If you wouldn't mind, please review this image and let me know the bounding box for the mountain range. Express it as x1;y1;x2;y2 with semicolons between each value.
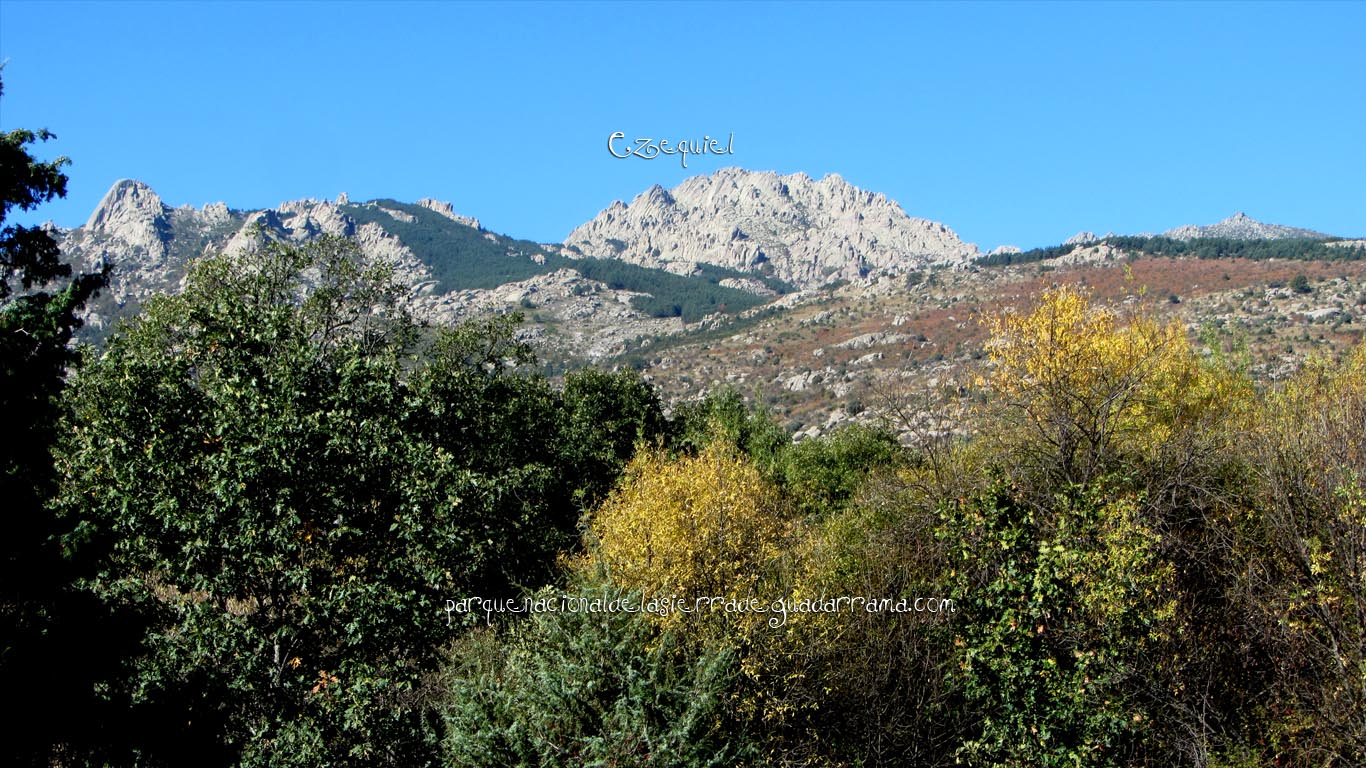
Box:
54;167;1347;345
54;169;994;349
47;168;1363;438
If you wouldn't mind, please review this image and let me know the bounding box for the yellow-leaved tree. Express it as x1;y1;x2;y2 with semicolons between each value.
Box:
582;441;791;635
983;284;1240;493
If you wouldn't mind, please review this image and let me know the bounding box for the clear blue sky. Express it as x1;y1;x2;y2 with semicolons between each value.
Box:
2;0;1362;250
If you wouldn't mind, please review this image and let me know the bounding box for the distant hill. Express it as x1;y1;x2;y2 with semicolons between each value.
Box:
977;213;1357;268
53;175;1364;403
1164;211;1335;241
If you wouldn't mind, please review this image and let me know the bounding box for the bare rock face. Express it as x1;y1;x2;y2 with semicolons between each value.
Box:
717;277;778;297
65;180;191;331
276;199;356;240
83;179;172;261
420;268;683;359
564;168;979;288
1164;212;1332;241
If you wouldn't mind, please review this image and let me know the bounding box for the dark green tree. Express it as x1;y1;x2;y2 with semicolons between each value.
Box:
561;367;670;509
53;237;582;765
0;71;118;765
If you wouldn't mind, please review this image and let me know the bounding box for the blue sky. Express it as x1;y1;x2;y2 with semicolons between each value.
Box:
2;0;1362;250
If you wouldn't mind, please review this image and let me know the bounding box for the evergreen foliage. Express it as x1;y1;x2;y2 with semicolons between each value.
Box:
975;234;1366;267
49;238;657;765
443;583;749;768
0;71;121;766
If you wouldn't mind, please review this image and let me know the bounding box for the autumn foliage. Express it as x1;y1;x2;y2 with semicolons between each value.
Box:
583;442;791;633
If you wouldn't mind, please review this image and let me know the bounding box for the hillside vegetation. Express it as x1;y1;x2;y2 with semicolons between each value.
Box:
977;234;1366;267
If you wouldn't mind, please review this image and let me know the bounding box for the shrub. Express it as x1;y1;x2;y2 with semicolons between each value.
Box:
582;443;791;638
670;388;789;475
941;484;1177;767
982;284;1233;496
779;424;901;518
1234;347;1366;764
443;583;750;768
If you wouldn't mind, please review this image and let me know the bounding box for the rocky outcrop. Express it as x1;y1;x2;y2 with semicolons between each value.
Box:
416;198;481;230
421;268;683;359
83;179;172;261
1164;212;1332;241
564;168;980;288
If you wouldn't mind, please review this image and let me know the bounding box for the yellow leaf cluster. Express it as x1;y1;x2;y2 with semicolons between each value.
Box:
987;285;1184;414
983;284;1238;480
583;442;789;631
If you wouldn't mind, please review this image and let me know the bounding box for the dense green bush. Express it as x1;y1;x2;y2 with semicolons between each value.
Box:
444;582;751;768
561;367;671;509
670;387;789;475
779;424;900;518
940;484;1174;767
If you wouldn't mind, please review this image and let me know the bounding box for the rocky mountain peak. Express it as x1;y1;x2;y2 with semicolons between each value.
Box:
85;179;168;234
638;184;675;208
565;168;979;288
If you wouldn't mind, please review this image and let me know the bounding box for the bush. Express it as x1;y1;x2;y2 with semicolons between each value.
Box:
941;484;1176;767
982;284;1231;495
561;367;670;510
1233;348;1366;764
779;424;901;518
582;443;791;639
670;388;789;475
443;583;751;768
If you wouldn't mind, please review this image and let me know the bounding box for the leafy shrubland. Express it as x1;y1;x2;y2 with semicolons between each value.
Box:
12;227;1366;768
5;78;1365;766
441;285;1366;768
